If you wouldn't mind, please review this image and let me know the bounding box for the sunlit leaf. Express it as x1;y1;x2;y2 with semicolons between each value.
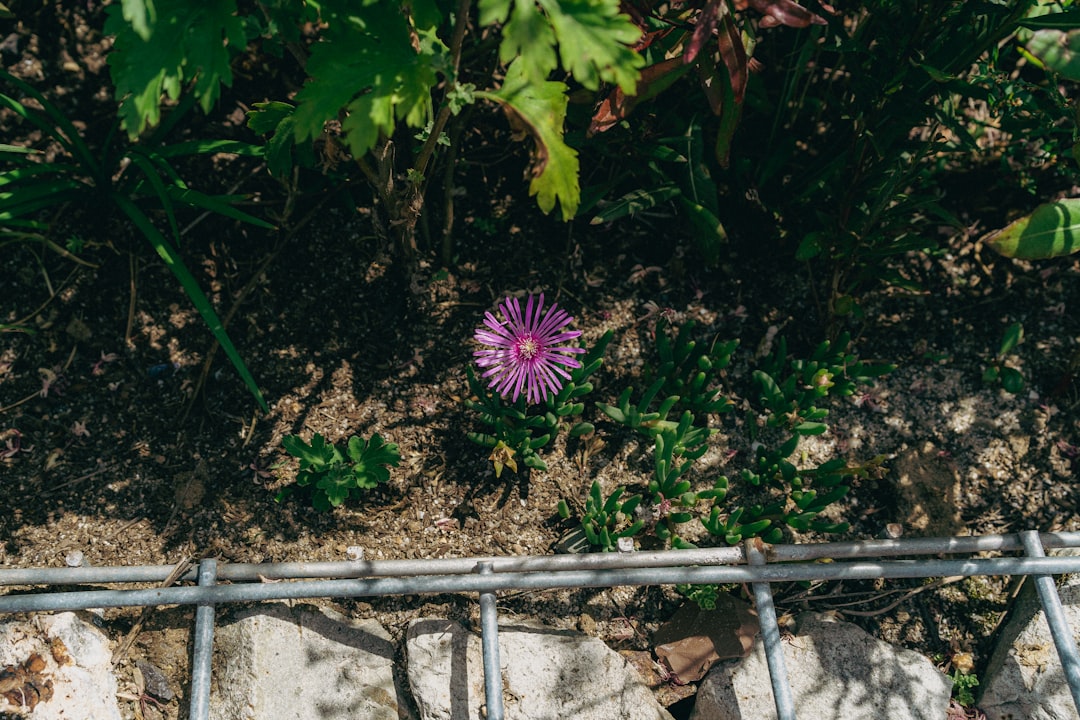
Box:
291;5;447;157
983;199;1080;259
1025;28;1080;81
479;59;579;219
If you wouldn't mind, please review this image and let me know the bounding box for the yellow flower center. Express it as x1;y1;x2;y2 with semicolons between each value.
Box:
518;336;539;359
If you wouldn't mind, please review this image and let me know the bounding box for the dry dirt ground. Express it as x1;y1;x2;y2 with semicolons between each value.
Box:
5;7;1080;720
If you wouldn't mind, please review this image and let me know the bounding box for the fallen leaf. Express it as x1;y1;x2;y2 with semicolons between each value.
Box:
653;595;759;682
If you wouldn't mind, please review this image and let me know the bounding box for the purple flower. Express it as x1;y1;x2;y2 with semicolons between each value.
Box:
474;293;586;404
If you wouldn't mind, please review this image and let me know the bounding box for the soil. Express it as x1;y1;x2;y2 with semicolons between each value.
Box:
4;5;1080;720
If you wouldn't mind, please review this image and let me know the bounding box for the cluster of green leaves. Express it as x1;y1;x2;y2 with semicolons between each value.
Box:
560;480;644;553
0;69;273;410
278;432;401;512
951;667;980;707
464;330;613;473
754;332;894;434
587;121;731;265
565;321;890;566
105;0;245;137
749;0;1051;310
106;0;645;232
598;319;735;435
982;321;1026;394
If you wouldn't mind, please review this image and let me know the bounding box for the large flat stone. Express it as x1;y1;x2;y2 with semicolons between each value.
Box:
0;611;120;720
691;612;952;720
210;602;408;720
406;617;673;720
980;573;1080;720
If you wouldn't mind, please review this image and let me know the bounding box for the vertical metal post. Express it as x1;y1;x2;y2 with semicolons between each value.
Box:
746;539;798;720
477;561;505;720
189;558;218;720
1019;531;1080;716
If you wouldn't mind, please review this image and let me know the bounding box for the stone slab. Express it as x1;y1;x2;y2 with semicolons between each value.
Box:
0;611;121;720
981;572;1080;720
406;617;673;720
691;612;952;720
210;602;408;720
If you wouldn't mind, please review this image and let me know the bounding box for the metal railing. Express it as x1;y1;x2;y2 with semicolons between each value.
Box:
3;530;1080;720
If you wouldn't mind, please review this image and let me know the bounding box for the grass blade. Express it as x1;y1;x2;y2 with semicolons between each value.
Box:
165;186;276;229
111;191;269;412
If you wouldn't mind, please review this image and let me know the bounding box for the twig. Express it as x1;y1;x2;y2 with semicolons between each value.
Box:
125;253;138;348
181;190;338;422
111;556;193;666
828;576;963;617
414;0;472;181
42;462;116;496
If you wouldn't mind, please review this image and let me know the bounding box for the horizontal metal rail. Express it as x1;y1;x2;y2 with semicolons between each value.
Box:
6;531;1078;587
2;556;1080;613
3;531;1080;720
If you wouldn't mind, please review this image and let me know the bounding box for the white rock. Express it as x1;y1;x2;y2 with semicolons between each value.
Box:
691;612;952;720
406;617;673;720
210;602;406;720
981;574;1080;720
0;611;121;720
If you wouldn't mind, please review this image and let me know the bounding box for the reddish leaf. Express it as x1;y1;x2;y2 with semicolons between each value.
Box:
588;57;688;135
741;0;827;28
718;12;748;104
685;0;724;65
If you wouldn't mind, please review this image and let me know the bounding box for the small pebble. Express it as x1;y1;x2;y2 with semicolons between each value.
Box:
136;660;174;702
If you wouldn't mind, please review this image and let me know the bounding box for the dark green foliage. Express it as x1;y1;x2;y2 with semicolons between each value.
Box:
580;481;644;552
0;69;273;411
465;330;613;473
279;432;401;512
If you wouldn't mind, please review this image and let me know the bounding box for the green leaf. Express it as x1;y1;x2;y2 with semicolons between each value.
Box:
291;5;447;158
540;0;643;93
111;192;268;411
1025;29;1080;81
999;322;1024;356
164;186;276;229
1019;10;1080;31
1000;367;1025;394
105;0;246;136
984;199;1080;259
283;433;334;469
483;0;557;85
678;197;726;265
479;58;580;219
796;232;825;261
590;184;680;225
316;467;353;507
120;0;156;41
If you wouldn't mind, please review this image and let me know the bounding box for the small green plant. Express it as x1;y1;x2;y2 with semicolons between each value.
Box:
573;321;891;572
466;329;612;474
951;665;980;707
754;332;893;433
982;322;1025;394
564;481;643;553
598;318;735;436
674;583;721;611
278;432;401;512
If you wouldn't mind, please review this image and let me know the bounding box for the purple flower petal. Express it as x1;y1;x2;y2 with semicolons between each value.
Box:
472;292;585;404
